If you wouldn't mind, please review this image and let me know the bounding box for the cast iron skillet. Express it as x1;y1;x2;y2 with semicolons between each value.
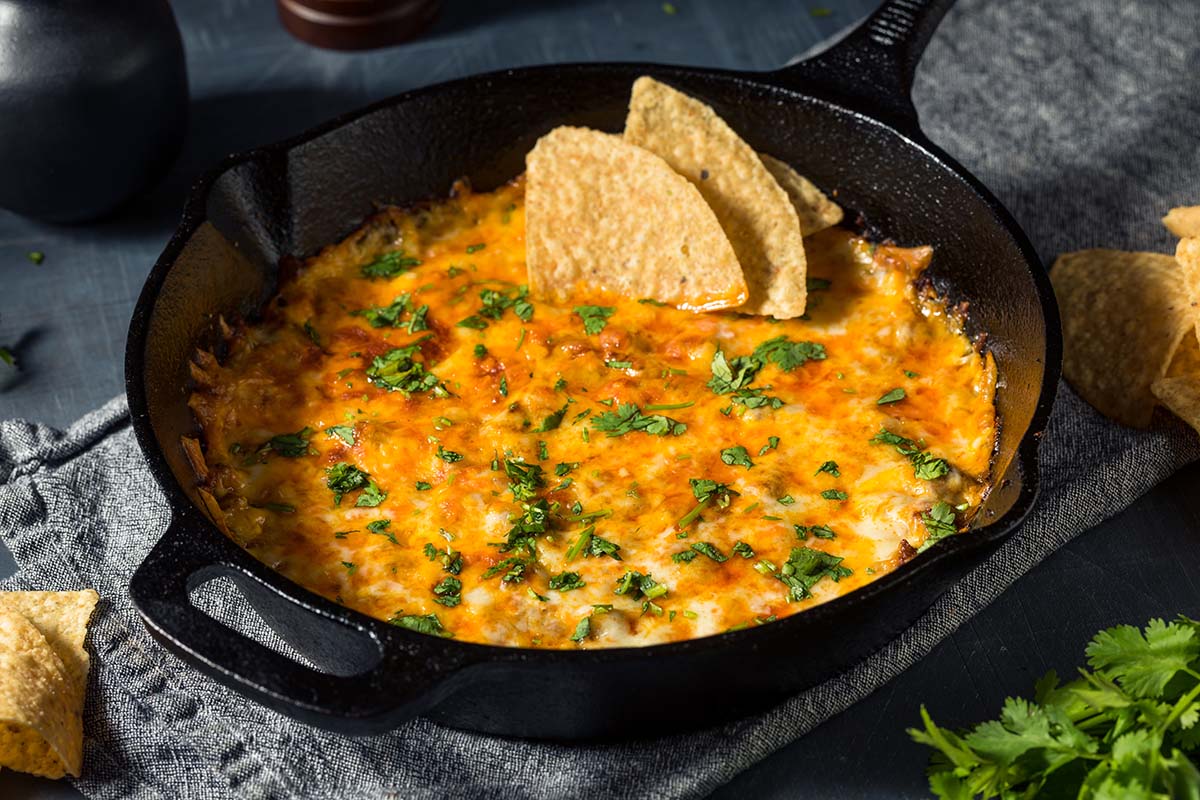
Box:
125;0;1061;739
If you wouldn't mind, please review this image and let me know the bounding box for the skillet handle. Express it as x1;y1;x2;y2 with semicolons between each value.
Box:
766;0;957;129
129;510;460;733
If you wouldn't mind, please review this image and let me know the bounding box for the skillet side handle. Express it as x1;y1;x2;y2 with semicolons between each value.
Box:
129;510;453;734
766;0;957;130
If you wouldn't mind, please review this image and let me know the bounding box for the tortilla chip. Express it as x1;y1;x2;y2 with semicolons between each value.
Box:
1152;376;1200;434
624;76;808;318
0;609;82;778
1166;328;1200;378
1052;249;1190;427
760;154;843;237
1177;237;1200;325
1164;206;1200;238
525;126;747;311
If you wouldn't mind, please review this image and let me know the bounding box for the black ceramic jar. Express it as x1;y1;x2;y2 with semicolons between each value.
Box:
0;0;189;222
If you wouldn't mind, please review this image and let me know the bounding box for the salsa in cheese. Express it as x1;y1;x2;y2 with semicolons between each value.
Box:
187;179;997;649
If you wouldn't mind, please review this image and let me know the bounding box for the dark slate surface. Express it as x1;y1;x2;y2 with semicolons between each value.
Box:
2;1;1199;798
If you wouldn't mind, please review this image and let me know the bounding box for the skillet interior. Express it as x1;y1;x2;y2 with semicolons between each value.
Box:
127;63;1058;737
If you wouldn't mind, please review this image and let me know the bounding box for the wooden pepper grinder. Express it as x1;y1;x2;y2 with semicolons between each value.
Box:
277;0;442;51
0;0;188;223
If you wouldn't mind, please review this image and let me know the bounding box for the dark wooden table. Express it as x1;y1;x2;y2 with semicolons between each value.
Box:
3;1;1198;797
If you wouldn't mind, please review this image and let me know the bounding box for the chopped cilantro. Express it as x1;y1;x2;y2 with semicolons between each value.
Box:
821;489;848;501
574;305;615;335
258;427;312;458
778;495;795;505
436;445;463;463
356;481;387;508
457;315;489;330
536;404;569;432
751;336;827;372
499;375;508;397
503;459;545;501
432;576;462;607
877;387;906;405
554;461;579;477
672;550;698;564
678;478;739;528
870;427;951;480
324;462;384;506
366;343;448;397
483;557;531;583
614;570;668;600
637;298;669;306
423;542;462;574
593;403;686;437
549;571;586;591
570;615;591;643
341;561;357;573
815;460;840;477
389;612;451;637
759;436;781;456
325;425;355;446
415;480;432;491
361;251;421;278
365;519;397;544
732;541;754;559
466;243;486;253
473;344;488;358
690;542;727;563
776;546;852;601
605;360;633;369
920;501;957;550
904;369;919;378
720;446;754;469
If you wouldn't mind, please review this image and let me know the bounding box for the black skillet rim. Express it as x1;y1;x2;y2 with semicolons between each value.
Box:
124;59;1063;667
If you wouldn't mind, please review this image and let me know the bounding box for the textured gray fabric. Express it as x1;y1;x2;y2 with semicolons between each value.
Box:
1;0;1199;797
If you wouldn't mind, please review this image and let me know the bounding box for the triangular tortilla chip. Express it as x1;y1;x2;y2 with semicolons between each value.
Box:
624;77;808;318
1052;249;1190;427
1164;206;1200;238
525;126;747;311
1152;375;1200;434
0;609;82;778
760;154;843;237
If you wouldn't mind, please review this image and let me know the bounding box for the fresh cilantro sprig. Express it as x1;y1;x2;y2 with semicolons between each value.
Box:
911;616;1200;799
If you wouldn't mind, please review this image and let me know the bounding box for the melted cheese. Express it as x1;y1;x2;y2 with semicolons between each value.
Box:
188;179;997;649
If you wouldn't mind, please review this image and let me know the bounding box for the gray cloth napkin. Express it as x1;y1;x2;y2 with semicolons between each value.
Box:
2;0;1199;797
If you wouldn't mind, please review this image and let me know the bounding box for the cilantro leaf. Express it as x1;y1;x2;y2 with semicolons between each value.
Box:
389;612;451;637
574;305;615;335
878;387;907;404
325;462;378;505
751;336;827;372
258;427;312;458
815;460;840;477
432;576;462;607
592;403;687;437
776;546;851;602
366;343;449;397
325;425;355;446
1086;619;1200;698
549;571;586;591
720;446;754;469
361;251;421;278
690;542;727;563
920;501;957;551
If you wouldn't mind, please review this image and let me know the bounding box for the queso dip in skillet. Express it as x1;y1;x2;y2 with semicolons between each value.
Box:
185;178;997;649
